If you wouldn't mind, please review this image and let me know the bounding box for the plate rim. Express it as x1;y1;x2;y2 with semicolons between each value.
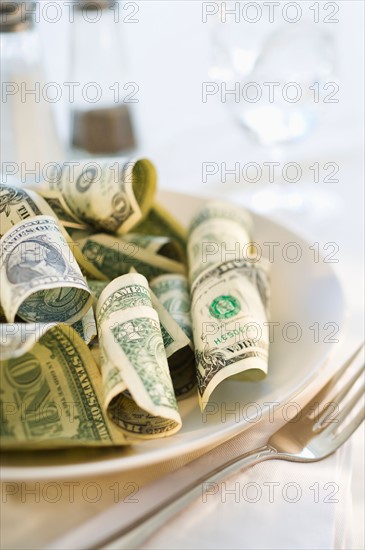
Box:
0;190;346;480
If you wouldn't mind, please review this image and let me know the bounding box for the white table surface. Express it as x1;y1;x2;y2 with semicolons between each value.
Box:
1;1;364;548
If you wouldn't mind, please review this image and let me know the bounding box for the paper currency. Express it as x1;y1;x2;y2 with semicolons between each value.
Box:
0;186;272;447
150;273;193;342
0;216;93;323
0;302;7;322
75;233;185;281
1;317;96;361
0;322;56;360
38;189;87;229
188;202;270;410
98;267;195;399
96;273;182;438
121;233;185;263
149;288;195;399
150;274;196;398
0;324;127;448
72;307;98;345
87;279;110;302
0;184;108;281
42;158;157;234
187;200;252;282
0;184;55;238
133;201;187;256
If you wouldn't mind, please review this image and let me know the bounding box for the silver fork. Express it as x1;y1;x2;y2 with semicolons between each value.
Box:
49;344;364;550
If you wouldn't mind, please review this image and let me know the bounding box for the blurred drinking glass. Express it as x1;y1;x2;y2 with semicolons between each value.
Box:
209;5;336;145
232;26;335;145
207;3;339;220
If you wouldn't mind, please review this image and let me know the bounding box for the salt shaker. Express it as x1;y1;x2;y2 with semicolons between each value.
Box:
0;0;64;175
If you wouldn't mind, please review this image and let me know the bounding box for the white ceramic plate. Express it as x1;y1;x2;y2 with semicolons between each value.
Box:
1;190;345;480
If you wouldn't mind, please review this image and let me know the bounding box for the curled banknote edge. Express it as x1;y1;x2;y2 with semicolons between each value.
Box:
0;324;127;449
150;273;196;399
41;158;157;234
0;216;93;324
187;201;270;411
75;232;186;281
0;322;57;360
0;183;108;281
133;201;187;258
96;273;182;439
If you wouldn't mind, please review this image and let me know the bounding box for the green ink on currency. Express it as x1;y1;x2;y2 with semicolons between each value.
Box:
209;295;241;319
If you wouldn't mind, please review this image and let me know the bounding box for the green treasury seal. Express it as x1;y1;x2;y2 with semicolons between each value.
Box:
209;295;241;319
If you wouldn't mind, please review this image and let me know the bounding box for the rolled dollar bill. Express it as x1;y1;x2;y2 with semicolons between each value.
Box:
42;158;157;234
150;274;196;398
188;202;270;410
0;322;56;360
0;216;93;324
121;233;185;263
0;184;108;281
188;200;252;282
149;289;196;399
0;324;127;448
38;189;87;229
96;273;182;438
75;233;185;281
150;274;193;342
87;279;110;302
0;317;96;360
0;184;56;238
92;269;195;398
133;201;187;256
191;258;270;410
72;307;98;345
0;302;7;322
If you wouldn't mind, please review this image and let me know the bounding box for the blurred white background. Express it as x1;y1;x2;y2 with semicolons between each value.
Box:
39;1;363;187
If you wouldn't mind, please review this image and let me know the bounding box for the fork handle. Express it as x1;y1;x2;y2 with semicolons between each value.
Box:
48;444;278;550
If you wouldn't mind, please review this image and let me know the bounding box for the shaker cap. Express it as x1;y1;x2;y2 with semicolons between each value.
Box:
75;0;117;10
0;1;35;32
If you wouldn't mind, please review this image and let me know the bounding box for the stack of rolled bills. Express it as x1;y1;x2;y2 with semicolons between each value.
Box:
0;162;270;449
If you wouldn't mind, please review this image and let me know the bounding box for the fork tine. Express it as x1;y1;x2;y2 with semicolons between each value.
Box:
329;403;365;451
313;362;365;428
330;342;364;385
302;342;364;417
313;387;365;431
334;384;365;426
331;363;365;405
